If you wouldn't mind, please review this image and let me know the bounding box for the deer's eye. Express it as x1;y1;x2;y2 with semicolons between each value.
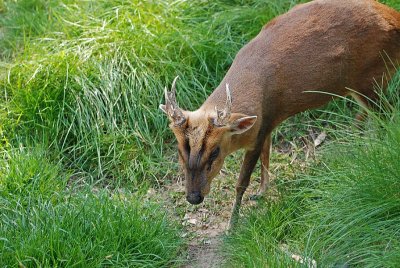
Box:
209;147;220;163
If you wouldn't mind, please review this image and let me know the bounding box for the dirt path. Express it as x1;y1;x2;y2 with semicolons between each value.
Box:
163;176;235;268
151;130;321;267
185;236;224;268
153;162;261;268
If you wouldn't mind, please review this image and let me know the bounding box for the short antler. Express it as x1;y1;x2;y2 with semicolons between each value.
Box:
214;83;232;127
161;76;186;126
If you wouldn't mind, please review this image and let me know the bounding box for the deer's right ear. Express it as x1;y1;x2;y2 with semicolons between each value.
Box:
229;115;257;135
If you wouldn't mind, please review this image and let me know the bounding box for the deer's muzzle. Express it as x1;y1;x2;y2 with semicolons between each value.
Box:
186;191;204;205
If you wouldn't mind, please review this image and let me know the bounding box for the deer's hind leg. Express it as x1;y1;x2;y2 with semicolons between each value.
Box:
350;89;380;125
351;93;372;123
250;133;272;200
259;133;272;195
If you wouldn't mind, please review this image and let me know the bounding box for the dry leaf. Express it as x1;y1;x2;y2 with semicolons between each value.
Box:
313;131;327;147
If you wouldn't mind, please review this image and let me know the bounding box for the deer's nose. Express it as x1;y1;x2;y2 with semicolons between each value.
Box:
186;191;204;205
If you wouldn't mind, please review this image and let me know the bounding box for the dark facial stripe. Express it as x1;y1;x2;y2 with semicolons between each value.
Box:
196;143;206;169
199;123;213;161
190;122;213;170
184;138;190;157
178;148;184;161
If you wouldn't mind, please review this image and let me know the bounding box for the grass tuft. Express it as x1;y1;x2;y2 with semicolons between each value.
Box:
0;145;66;199
0;188;183;267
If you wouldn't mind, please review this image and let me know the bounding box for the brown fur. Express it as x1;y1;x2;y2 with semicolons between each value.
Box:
162;0;400;226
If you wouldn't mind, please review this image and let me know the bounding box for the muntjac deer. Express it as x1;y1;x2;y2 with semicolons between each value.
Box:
160;0;400;226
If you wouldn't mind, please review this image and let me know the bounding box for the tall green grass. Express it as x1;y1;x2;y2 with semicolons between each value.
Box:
0;132;184;266
224;69;400;267
0;0;305;183
0;1;311;266
1;191;183;267
2;0;398;266
0;146;183;267
0;146;66;199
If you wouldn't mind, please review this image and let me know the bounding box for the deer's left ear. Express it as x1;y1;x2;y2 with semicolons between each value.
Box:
229;115;257;135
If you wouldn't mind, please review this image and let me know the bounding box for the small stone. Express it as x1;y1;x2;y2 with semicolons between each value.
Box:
188;218;198;225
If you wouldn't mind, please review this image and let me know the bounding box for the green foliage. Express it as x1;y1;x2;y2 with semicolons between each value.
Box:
0;0;306;183
0;190;183;267
223;199;305;267
0;146;65;198
299;72;400;267
1;0;399;266
0;145;183;267
0;0;58;58
0;144;181;267
381;0;400;10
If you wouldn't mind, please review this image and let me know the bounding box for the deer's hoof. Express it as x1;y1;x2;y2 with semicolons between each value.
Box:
249;193;265;201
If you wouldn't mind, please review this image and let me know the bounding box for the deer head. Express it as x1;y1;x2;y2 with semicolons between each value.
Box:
160;77;257;204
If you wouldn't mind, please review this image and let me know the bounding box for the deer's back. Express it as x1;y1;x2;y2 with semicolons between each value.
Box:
204;0;400;124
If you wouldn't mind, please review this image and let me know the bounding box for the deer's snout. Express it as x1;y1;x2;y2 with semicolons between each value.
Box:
186;191;204;205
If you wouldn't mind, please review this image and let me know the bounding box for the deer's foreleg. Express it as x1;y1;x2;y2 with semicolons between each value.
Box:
229;146;262;228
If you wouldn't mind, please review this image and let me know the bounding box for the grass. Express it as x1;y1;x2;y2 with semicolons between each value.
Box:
0;145;66;199
223;69;400;267
0;146;183;267
1;191;184;267
1;0;399;266
0;0;307;184
0;0;308;266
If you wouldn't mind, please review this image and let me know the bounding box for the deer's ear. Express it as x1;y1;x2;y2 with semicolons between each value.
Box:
229;115;257;135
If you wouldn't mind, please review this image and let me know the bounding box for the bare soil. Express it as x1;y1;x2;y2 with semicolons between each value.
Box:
149;128;324;267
